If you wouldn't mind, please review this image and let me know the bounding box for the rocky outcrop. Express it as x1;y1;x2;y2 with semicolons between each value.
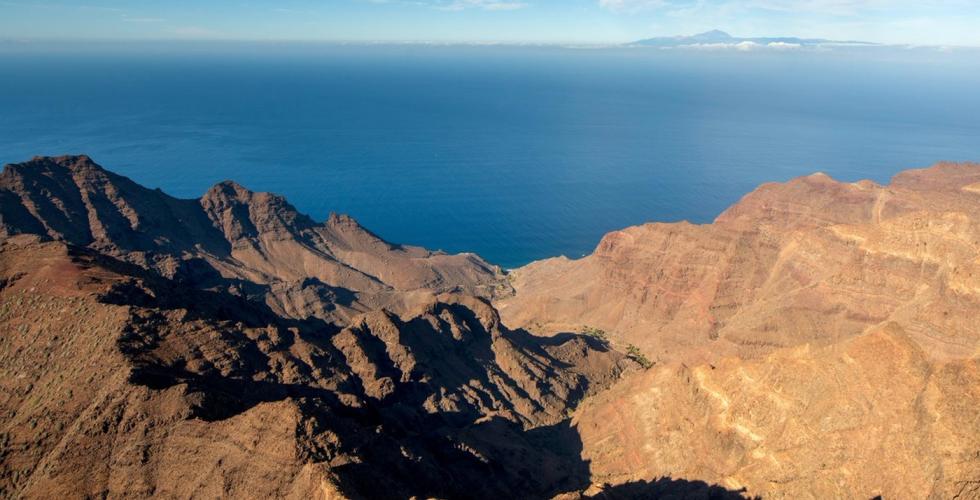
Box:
0;236;627;498
497;163;980;365
496;162;980;498
3;155;979;499
574;322;980;498
0;155;508;324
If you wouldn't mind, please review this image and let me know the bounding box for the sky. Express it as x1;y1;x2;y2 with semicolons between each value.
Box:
2;0;980;46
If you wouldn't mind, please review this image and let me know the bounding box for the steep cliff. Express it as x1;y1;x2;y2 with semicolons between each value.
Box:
498;164;980;365
0;236;626;498
3;156;979;499
0;155;508;325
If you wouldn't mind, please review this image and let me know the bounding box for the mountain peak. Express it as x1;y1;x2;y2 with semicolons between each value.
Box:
4;154;103;178
693;29;732;40
3;154;979;498
1;155;505;313
630;30;873;48
203;179;254;202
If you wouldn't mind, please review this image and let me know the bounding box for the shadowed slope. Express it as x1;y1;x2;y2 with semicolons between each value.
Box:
497;163;980;498
0;236;627;498
4;156;980;498
0;155;508;324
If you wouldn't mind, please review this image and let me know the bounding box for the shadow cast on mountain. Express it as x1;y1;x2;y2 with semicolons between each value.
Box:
127;359;590;499
76;243;736;499
588;477;759;500
329;415;755;500
127;365;353;421
115;292;743;499
80;243;358;353
329;416;593;500
533;330;615;352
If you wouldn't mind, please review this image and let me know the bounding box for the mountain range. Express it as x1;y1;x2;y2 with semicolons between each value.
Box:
631;30;877;48
2;155;979;498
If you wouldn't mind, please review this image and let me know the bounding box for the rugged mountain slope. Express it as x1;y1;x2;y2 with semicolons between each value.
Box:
0;236;627;498
3;155;979;499
497;163;980;364
574;323;980;498
0;155;507;324
498;162;980;498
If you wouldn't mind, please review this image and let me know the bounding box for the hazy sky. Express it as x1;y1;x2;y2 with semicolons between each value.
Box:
2;0;979;46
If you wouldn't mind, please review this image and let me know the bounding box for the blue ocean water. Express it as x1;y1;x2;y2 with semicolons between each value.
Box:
1;43;979;268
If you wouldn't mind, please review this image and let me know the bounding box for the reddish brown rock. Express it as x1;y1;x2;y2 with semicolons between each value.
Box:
497;162;980;498
0;236;625;498
4;156;980;499
573;323;980;499
0;155;508;325
497;163;980;365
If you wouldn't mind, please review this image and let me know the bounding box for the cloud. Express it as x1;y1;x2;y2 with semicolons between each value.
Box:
369;0;529;11
172;26;223;38
599;0;971;16
121;15;166;23
767;40;801;49
597;0;672;13
662;40;813;50
599;0;710;14
438;0;528;10
681;40;760;50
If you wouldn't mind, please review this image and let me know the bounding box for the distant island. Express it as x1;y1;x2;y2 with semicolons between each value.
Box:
631;29;877;49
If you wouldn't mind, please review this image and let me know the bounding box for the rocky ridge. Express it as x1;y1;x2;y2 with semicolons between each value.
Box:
0;155;508;324
498;164;980;364
0;236;627;498
498;162;980;498
2;155;980;499
0;156;630;499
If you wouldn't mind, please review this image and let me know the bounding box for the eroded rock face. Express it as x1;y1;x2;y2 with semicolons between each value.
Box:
0;155;509;324
0;237;626;499
0;156;632;498
573;323;980;499
496;162;980;498
497;163;980;365
3;156;980;499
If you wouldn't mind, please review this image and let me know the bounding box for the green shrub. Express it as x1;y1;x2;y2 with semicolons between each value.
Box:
580;325;609;344
626;344;654;369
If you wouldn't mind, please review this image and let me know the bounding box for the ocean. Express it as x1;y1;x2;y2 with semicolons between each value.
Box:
1;42;979;268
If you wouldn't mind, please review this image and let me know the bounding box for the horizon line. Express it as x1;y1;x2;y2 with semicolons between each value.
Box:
2;38;978;51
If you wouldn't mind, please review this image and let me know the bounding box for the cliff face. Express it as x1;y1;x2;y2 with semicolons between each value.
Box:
0;237;627;499
497;164;980;365
573;323;980;498
496;162;980;498
0;155;508;325
2;155;979;499
0;156;630;499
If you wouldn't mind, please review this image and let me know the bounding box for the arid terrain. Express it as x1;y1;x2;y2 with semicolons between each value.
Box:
2;156;979;499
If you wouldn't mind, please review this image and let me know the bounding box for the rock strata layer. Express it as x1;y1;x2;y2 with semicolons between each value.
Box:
2;156;979;499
